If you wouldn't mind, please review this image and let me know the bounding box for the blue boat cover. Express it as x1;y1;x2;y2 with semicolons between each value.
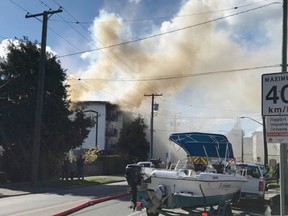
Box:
169;132;234;159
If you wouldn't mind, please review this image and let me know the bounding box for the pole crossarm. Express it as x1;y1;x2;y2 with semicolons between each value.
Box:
25;9;63;18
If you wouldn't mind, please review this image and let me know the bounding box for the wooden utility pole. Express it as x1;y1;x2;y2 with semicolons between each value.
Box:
144;93;162;159
26;9;62;185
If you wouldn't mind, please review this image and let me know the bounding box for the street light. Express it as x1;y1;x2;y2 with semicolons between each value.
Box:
84;110;99;148
240;116;268;166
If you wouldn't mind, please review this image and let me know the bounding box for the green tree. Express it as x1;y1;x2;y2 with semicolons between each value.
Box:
0;39;94;181
118;115;149;162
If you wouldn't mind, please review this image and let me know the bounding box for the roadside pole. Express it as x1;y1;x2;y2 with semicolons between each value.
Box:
26;9;62;185
262;2;288;215
280;1;287;215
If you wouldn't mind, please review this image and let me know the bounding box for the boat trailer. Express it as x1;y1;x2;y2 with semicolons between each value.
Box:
132;201;233;216
125;164;234;216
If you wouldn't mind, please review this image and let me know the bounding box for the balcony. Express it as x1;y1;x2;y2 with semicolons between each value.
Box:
106;128;118;137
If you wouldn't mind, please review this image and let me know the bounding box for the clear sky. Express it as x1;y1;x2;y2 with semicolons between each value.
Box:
0;0;283;146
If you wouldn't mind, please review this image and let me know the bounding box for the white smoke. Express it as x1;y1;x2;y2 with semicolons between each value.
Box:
67;0;281;160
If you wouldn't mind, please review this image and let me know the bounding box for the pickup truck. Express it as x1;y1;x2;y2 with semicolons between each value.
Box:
236;163;266;204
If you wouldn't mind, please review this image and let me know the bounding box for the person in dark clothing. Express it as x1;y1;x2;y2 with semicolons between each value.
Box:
274;163;279;184
76;155;85;180
61;159;69;180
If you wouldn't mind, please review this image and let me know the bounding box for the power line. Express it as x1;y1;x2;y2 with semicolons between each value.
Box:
69;64;280;82
59;2;278;58
51;0;161;94
6;0;161;103
49;0;274;24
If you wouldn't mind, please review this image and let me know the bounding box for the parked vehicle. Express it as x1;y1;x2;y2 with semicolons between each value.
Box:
255;163;269;179
236;163;266;204
136;161;155;168
126;132;247;216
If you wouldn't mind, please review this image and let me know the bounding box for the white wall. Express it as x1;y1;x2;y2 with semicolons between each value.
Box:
82;103;106;150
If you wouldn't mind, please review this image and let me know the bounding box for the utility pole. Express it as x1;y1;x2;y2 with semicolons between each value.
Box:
241;130;244;162
262;116;268;166
144;93;162;159
280;0;287;214
26;9;62;185
171;113;181;132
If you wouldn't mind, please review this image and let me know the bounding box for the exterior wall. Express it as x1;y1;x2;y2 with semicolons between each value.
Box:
249;131;280;164
252;131;264;163
243;137;253;163
226;130;243;161
81;102;106;150
105;110;123;151
75;101;123;151
268;143;280;162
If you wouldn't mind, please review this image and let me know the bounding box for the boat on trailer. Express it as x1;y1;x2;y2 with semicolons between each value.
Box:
125;132;247;216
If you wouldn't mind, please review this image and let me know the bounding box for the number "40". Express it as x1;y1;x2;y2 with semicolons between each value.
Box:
266;85;288;104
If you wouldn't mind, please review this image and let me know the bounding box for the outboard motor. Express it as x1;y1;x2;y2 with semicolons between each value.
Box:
125;164;143;209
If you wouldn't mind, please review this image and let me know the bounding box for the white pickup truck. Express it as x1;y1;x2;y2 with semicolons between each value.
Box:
236;163;266;204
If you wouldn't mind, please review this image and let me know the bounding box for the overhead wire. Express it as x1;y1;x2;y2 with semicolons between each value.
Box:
58;2;279;58
51;0;279;111
4;0;280;119
51;0;163;100
50;0;273;24
34;0;153;110
70;64;280;82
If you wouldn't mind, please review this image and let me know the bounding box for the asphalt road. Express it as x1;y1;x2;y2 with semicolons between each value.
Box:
0;181;129;216
0;180;281;216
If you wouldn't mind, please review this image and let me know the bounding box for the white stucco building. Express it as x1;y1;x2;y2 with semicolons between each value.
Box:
75;101;123;151
226;120;280;164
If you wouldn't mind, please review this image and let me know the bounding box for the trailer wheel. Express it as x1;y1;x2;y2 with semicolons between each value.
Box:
223;204;232;216
217;203;232;216
146;208;159;216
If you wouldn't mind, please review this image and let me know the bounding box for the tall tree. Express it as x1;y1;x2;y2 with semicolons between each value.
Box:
0;39;94;181
118;114;149;162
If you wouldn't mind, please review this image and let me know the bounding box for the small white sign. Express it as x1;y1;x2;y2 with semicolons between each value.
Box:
266;116;288;143
262;72;288;116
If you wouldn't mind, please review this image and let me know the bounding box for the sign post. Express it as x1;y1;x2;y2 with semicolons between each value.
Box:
262;72;288;215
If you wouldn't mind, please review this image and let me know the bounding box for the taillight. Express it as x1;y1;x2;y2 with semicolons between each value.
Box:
136;201;142;207
201;212;209;216
259;180;264;192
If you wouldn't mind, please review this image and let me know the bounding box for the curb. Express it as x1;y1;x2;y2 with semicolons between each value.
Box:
52;192;129;216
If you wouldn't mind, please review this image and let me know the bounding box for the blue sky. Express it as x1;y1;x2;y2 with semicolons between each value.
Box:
0;0;283;146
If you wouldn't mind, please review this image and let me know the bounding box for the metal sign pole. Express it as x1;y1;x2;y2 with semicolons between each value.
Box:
280;1;288;214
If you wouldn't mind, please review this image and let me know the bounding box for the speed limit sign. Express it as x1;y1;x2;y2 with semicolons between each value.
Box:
262;72;288;116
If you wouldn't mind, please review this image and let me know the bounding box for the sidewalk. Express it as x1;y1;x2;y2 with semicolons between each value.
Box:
267;189;288;215
0;175;126;198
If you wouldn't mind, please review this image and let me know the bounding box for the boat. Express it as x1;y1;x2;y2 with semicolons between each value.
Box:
125;132;247;216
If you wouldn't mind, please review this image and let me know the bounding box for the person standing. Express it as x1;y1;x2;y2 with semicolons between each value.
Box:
274;163;279;184
76;155;85;180
61;158;69;180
